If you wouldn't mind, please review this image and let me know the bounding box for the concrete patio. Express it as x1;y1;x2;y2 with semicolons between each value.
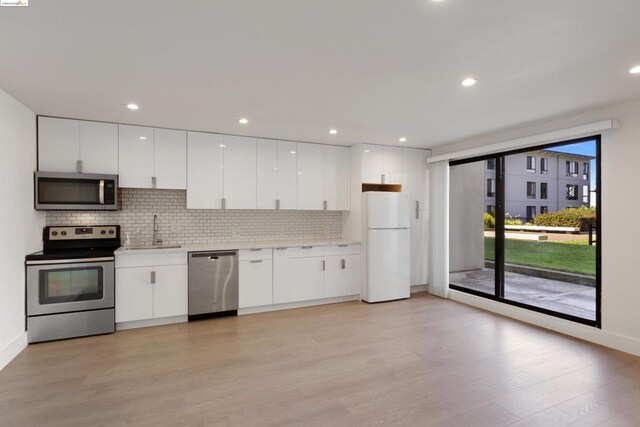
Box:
450;268;596;321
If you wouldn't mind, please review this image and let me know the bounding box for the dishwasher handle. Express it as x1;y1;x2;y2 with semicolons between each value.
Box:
189;251;238;259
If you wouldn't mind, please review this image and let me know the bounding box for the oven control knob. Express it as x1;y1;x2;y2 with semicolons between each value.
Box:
52;231;58;236
108;230;114;235
101;230;106;235
61;231;67;236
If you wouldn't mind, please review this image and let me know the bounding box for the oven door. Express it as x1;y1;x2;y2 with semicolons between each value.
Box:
26;258;115;316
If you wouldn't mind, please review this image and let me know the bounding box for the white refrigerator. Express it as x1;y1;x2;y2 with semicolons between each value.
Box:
361;192;411;303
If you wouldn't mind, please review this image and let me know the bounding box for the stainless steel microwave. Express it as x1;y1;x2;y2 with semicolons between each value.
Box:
34;172;118;211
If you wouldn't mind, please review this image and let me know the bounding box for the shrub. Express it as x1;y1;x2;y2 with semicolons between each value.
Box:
533;206;595;230
484;213;495;229
505;218;523;226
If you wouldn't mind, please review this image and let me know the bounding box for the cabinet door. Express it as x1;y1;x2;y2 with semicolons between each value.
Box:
277;141;298;210
288;256;325;302
223;135;257;209
410;209;429;286
187;132;224;209
38;117;79;172
402;148;429;209
257;139;278;209
239;259;273;308
154;128;187;190
118;125;154;188
79;121;118;174
153;265;188;318
382;146;404;185
273;248;291;304
358;144;383;184
115;267;153;323
324;254;360;298
297;143;325;210
324;145;350;211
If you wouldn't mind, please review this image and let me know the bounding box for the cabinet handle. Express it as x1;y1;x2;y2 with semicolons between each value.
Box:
250;248;262;252
152;176;157;189
275;247;288;251
338;244;348;248
381;174;386;184
150;271;156;284
341;259;346;269
276;199;280;210
323;200;328;211
221;198;226;210
416;201;420;219
302;246;313;249
250;260;263;264
322;260;325;271
76;160;83;173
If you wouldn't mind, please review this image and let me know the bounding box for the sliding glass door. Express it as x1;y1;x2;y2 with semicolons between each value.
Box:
449;136;601;327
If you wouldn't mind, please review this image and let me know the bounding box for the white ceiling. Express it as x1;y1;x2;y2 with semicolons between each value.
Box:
1;0;639;148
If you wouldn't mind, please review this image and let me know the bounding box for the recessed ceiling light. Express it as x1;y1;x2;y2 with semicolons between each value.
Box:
127;103;139;110
220;144;225;148
290;151;296;154
399;137;407;143
364;149;370;153
461;78;477;87
238;118;249;125
630;65;640;74
329;129;338;135
139;136;147;140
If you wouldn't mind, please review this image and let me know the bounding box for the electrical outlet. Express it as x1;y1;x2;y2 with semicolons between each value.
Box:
232;228;240;238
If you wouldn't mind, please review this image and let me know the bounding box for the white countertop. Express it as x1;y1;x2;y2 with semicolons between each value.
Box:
115;239;361;256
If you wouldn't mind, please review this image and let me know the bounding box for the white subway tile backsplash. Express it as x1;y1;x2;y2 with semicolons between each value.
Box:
46;189;342;246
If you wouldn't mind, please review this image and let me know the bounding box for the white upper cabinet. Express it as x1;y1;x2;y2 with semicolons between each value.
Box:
402;148;430;208
38;117;118;174
297;143;326;210
223;135;257;209
257;139;278;209
277;140;298;210
153;128;187;190
324;145;350;211
187;131;224;209
118;125;155;188
359;144;384;184
119;125;187;189
382;146;405;185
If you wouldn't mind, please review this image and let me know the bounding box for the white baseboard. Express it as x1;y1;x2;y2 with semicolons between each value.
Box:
411;284;429;294
0;332;27;372
116;315;188;331
239;295;360;315
450;290;640;357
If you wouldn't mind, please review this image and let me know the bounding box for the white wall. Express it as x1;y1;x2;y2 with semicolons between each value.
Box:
433;97;640;355
0;88;44;370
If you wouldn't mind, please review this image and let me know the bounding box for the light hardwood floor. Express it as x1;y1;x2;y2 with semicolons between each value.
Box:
1;293;639;426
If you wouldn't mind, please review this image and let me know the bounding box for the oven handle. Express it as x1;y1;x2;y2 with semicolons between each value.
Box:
99;180;105;205
26;257;114;266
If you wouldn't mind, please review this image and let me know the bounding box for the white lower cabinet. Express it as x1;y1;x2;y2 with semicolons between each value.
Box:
115;255;187;323
239;249;273;308
272;245;360;304
324;254;360;298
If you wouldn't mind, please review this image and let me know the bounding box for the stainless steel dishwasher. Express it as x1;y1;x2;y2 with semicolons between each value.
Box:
188;251;239;321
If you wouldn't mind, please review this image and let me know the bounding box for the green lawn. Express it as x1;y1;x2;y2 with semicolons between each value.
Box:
484;238;595;276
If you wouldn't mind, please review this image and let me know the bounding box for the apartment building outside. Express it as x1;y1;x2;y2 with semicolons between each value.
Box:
485;150;594;221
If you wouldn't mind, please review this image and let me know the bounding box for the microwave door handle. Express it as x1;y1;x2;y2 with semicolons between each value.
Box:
99;180;105;205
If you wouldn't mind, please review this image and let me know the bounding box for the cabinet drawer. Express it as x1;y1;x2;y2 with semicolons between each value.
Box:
324;244;361;256
238;248;273;261
239;259;273;308
115;252;187;268
285;246;325;259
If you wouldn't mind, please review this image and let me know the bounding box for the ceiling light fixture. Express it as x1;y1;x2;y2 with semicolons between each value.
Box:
329;129;338;135
461;78;477;87
139;136;147;140
238;118;249;124
399;137;407;143
127;103;139;110
630;65;640;74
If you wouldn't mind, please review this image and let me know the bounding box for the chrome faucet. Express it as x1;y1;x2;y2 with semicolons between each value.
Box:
153;214;162;246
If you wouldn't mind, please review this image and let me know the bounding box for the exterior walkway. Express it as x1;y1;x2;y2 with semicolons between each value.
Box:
450;268;596;321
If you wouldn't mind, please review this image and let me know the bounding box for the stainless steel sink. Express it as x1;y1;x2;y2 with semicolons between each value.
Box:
126;245;182;250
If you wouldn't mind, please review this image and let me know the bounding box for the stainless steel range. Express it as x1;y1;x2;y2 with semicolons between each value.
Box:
25;225;120;343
